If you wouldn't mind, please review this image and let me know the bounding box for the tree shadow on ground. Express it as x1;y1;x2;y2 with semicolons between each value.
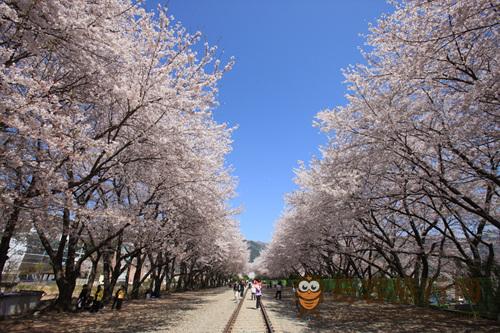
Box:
1;288;228;333
263;289;500;333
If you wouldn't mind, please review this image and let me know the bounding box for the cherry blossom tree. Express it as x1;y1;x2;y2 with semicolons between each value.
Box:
262;0;498;309
1;0;247;311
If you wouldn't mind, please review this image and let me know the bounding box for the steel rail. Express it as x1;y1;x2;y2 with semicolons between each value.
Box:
259;298;275;333
223;287;275;333
223;288;248;333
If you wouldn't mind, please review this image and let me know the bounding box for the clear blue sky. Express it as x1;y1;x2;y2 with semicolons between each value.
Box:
145;1;393;242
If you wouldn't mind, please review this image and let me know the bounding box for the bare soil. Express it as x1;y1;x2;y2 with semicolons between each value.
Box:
263;288;500;333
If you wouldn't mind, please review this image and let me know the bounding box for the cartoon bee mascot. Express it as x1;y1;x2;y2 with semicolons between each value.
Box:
293;275;323;319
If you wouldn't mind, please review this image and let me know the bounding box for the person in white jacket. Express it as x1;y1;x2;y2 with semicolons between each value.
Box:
251;280;257;300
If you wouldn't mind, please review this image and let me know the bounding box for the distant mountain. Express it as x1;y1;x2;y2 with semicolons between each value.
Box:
246;240;267;262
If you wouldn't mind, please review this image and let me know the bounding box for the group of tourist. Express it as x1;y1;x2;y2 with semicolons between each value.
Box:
76;284;127;313
232;279;263;309
232;280;245;301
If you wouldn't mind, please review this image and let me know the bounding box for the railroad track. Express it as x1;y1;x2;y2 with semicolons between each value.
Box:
223;288;275;333
259;299;274;333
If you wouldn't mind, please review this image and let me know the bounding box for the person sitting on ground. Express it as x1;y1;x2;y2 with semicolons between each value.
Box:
90;285;104;313
76;284;90;311
112;285;126;310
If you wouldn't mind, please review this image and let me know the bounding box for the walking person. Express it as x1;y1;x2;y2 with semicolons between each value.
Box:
90;285;104;313
275;281;282;300
239;280;244;299
112;285;126;310
233;281;240;302
255;279;262;309
251;280;256;300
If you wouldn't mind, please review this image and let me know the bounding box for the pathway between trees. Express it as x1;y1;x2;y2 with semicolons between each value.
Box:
228;291;267;332
149;287;236;333
2;287;499;333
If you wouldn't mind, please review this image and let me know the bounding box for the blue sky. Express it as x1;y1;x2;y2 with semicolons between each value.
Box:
145;1;393;242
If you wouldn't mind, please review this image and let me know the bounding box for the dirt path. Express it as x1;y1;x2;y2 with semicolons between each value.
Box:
150;288;236;333
230;292;267;333
1;288;233;333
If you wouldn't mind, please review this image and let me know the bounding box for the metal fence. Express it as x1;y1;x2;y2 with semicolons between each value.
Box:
270;276;499;320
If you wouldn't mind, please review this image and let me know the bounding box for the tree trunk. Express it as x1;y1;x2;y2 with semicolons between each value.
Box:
54;218;82;311
149;269;156;292
165;257;176;291
176;262;186;291
87;253;101;289
35;207;87;311
125;263;131;293
102;248;112;302
107;234;127;300
131;252;144;299
0;201;21;285
54;272;78;311
153;267;165;297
